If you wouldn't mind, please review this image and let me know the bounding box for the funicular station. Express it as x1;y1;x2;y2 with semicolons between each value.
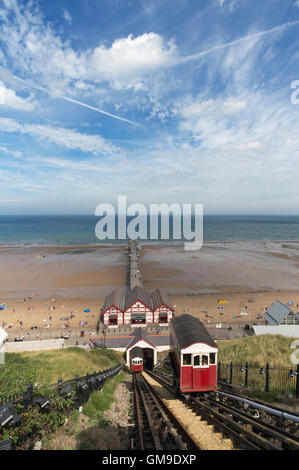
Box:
90;286;173;368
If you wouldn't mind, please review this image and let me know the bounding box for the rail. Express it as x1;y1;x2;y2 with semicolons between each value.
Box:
132;372;195;450
0;363;122;406
145;369;299;450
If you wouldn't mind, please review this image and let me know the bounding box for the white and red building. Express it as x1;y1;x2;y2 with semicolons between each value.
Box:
126;328;158;368
101;286;174;327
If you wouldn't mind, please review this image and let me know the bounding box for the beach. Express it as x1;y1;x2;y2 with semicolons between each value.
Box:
141;241;299;324
0;245;127;338
1;240;299;338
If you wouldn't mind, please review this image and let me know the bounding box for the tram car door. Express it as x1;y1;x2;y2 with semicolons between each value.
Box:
182;350;217;391
170;314;218;393
130;346;144;372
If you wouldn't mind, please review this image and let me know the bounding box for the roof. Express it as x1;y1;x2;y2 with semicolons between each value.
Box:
125;286;153;311
131;346;144;358
126;327;156;350
264;300;294;325
102;287;175;316
89;334;170;349
206;328;231;340
151;288;174;311
102;290;125;314
171;314;217;350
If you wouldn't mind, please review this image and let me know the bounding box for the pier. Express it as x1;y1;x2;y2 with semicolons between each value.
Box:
128;240;143;290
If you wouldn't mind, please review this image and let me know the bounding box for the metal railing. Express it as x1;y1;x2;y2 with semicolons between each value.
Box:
218;361;299;399
0;363;122;406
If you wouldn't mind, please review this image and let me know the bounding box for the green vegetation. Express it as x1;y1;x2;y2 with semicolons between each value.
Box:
0;387;76;448
217;335;298;402
217;334;297;367
0;347;122;396
0;347;125;449
83;370;125;420
43;371;128;450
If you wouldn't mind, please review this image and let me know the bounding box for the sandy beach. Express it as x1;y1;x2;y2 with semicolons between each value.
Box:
141;241;299;293
141;241;299;325
1;240;299;338
0;245;127;337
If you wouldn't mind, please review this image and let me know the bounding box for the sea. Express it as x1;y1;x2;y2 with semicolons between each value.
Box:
0;215;299;246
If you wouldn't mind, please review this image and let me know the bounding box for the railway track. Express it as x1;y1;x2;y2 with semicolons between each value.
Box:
132;372;194;450
146;369;299;450
133;372;234;450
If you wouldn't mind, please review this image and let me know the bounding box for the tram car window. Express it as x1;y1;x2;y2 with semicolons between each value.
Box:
170;314;218;393
130;346;144;372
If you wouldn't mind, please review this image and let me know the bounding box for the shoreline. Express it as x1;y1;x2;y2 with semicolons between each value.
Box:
1;239;299;249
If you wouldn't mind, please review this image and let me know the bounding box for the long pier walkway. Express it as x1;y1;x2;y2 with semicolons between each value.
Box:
128;240;143;290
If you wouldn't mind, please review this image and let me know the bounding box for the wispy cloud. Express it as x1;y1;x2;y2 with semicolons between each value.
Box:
0;0;298;214
178;19;299;65
0;117;121;155
63;10;72;24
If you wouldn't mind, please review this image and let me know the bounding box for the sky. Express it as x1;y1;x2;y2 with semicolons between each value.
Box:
0;0;299;214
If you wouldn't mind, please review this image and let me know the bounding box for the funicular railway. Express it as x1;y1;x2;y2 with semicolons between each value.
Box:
131;314;299;450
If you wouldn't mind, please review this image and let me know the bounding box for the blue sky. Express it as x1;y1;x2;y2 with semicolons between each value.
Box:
0;0;299;214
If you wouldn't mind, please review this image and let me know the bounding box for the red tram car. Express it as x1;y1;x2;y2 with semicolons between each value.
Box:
170;315;218;393
130;346;144;372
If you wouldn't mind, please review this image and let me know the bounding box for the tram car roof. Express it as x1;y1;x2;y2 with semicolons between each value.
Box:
131;346;144;359
171;314;217;350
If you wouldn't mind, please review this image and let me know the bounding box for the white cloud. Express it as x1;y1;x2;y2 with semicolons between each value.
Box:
86;33;178;90
0;81;37;110
63;10;72;25
218;0;240;12
181;98;247;119
0;2;178;93
177;89;299;159
0;145;22;158
0;117;121;155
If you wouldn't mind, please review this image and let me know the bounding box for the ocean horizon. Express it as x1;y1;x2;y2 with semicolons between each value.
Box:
0;215;298;246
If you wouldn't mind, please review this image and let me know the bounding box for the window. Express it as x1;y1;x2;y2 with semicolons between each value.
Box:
202;355;209;366
210;353;216;364
280;313;299;325
183;354;191;365
193;355;200;366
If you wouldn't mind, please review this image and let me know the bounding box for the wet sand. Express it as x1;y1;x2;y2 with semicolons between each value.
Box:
141;241;299;294
0;245;127;299
141;241;299;328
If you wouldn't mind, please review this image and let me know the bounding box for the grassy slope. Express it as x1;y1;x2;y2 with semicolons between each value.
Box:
217;334;297;366
0;347;123;395
43;371;128;450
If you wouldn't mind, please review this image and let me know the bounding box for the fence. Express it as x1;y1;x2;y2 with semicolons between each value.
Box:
5;326;96;343
218;361;299;399
0;363;122;449
0;363;122;406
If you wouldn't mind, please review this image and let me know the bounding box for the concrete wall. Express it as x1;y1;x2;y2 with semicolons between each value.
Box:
3;338;65;352
253;325;299;338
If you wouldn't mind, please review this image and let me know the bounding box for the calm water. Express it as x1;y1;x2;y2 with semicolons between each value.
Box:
0;215;299;246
